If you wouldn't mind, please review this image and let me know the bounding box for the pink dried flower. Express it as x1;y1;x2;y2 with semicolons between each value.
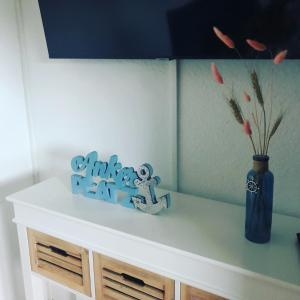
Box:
211;63;224;84
246;39;267;51
243;91;251;102
213;27;235;49
274;50;288;64
243;120;252;136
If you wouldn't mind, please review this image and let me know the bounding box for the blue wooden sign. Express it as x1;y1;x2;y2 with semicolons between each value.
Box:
71;151;171;214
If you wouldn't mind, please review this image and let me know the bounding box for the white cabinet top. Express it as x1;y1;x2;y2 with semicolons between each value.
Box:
7;176;300;293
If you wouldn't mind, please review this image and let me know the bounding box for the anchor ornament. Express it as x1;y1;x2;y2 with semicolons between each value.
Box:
132;164;171;214
71;151;171;215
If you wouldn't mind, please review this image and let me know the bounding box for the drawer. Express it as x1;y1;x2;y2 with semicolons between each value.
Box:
181;284;226;300
93;253;174;300
27;229;91;296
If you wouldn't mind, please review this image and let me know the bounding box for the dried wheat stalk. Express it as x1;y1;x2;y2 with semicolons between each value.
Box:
266;112;284;153
251;70;267;153
251;71;264;106
227;98;244;124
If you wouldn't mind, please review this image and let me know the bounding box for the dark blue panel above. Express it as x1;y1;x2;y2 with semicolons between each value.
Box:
38;0;300;59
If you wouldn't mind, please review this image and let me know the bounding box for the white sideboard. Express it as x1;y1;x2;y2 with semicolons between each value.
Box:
7;177;300;300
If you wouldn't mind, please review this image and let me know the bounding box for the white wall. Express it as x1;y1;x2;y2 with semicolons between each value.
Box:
19;0;177;192
0;0;33;299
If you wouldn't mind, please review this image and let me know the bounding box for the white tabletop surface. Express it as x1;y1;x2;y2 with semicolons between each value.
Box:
7;176;300;288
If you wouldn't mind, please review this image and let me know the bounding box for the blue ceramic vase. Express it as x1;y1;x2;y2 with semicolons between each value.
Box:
245;155;274;243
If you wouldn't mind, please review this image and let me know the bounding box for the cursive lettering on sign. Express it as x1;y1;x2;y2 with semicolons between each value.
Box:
71;151;171;214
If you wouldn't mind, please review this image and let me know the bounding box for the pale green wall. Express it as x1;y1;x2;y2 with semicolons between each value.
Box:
179;60;300;217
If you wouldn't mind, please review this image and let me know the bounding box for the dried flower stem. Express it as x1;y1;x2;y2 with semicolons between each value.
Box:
251;70;267;154
211;27;287;156
234;48;251;72
262;107;267;153
249;135;257;154
266;112;284;153
253;101;263;154
251;111;262;154
266;64;274;150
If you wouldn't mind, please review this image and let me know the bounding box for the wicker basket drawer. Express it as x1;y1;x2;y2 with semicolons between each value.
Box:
93;253;175;300
181;284;226;300
27;229;91;296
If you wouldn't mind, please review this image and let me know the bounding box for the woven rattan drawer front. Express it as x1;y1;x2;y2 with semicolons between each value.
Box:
181;284;226;300
93;253;175;300
27;229;91;296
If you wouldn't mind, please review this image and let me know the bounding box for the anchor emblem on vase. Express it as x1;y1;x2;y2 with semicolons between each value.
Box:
131;164;171;214
246;176;260;194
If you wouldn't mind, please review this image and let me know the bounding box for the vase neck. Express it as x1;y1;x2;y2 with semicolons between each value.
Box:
253;155;269;173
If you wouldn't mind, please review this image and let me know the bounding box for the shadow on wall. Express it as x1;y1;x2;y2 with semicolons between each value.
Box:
0;173;33;300
35;146;90;182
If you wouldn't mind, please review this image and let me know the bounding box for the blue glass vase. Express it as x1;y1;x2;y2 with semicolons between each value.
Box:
245;155;274;243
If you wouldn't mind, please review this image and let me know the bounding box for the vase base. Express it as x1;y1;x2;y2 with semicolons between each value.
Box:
245;233;270;244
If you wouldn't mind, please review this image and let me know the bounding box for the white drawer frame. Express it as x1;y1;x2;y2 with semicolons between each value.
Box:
13;202;300;300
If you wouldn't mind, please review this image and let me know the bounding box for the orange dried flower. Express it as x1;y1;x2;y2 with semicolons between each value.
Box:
213;26;235;49
211;63;224;84
274;50;288;64
243;91;251;102
243;120;252;136
246;39;267;51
